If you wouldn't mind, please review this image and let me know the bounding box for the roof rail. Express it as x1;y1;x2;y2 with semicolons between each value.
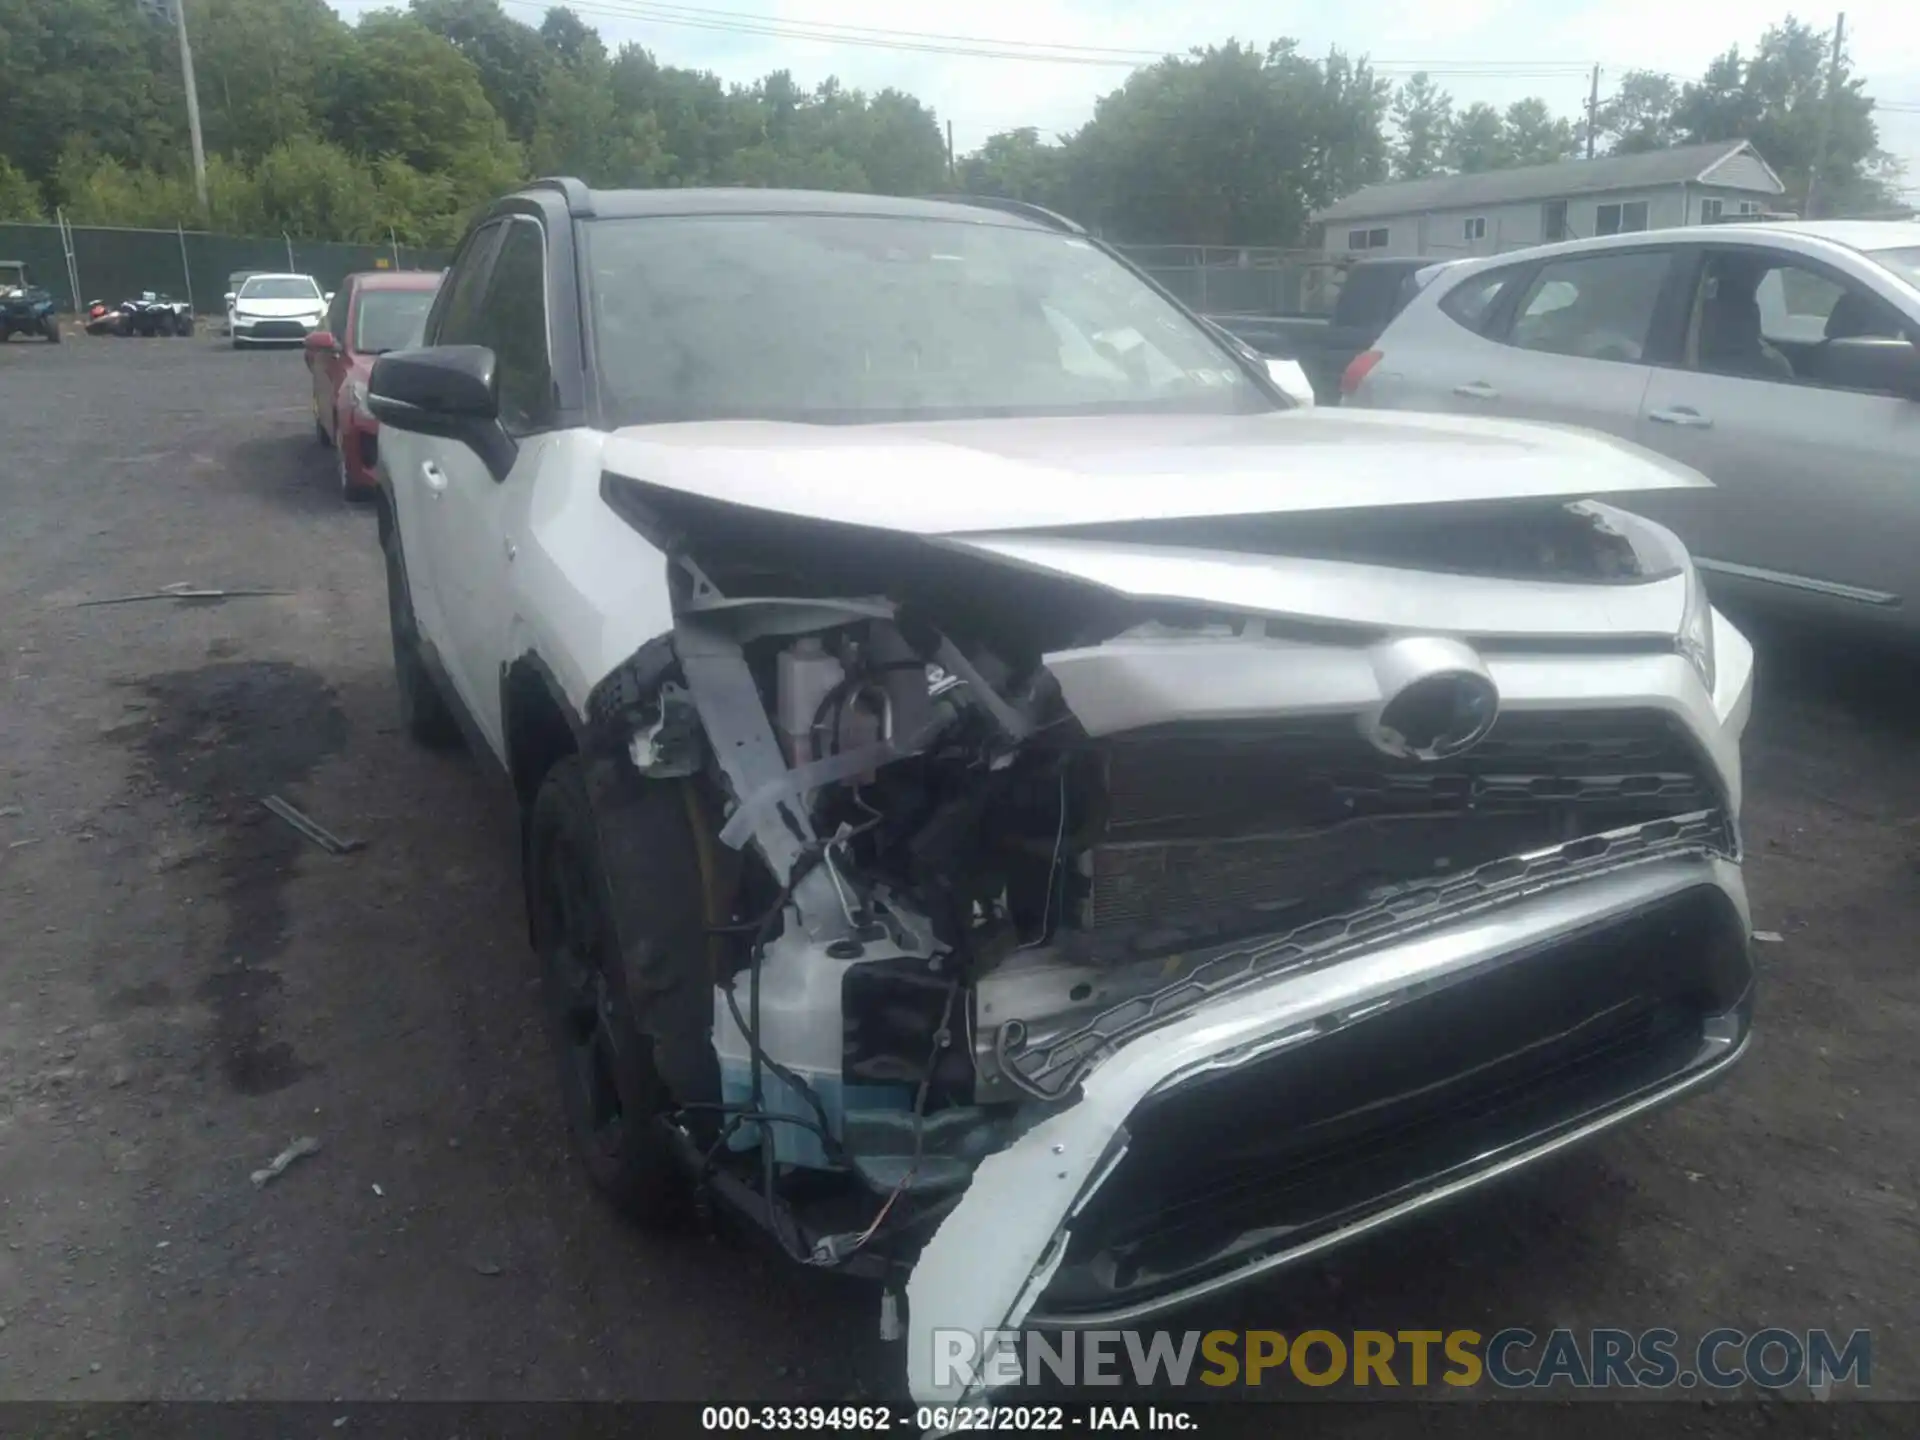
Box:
921;194;1085;234
524;176;595;218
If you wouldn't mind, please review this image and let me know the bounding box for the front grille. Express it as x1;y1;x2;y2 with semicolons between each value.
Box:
1034;882;1752;1321
1083;710;1714;932
245;320;305;339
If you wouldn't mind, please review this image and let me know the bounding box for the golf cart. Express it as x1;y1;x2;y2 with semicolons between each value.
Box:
0;261;61;343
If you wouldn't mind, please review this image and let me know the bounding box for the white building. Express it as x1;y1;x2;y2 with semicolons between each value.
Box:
1311;140;1787;260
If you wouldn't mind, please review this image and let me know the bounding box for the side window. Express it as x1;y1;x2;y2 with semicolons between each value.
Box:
1438;267;1517;333
1501;250;1671;363
324;287;349;341
428;222;505;346
470;219;554;435
1543;201;1568;242
1691;250;1915;394
1596;201;1650;236
1464;217;1487;242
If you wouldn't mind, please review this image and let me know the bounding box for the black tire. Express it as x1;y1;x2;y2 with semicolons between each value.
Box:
529;756;712;1226
381;521;463;750
45;317;61;343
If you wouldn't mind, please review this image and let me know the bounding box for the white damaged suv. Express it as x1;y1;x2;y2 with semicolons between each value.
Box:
367;181;1756;1405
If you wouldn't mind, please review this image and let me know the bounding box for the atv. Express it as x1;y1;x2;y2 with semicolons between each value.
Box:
121;292;195;337
0;261;62;343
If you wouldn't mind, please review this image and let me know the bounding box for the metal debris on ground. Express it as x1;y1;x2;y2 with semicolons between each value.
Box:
1753;930;1785;943
262;795;366;856
470;1259;503;1277
75;582;289;609
251;1136;322;1188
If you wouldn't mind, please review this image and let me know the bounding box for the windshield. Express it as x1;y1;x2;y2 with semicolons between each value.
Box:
584;214;1269;425
353;288;436;354
239;277;319;301
1868;245;1920;289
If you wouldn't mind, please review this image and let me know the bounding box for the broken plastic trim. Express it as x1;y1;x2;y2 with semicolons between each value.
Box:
994;808;1734;1102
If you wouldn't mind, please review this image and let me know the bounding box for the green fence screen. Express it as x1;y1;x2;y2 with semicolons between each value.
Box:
0;222;450;316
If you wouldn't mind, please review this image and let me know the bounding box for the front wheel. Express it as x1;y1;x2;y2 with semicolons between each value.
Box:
529;757;707;1227
44;316;61;343
381;522;462;750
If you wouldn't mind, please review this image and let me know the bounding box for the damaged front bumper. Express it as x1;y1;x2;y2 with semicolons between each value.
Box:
905;830;1752;1404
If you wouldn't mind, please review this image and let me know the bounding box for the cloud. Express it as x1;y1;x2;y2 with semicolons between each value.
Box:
326;0;1920;178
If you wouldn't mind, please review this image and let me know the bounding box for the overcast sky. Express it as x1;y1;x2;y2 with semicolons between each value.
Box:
328;0;1920;189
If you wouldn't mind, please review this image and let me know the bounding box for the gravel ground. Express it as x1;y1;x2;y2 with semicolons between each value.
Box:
0;335;1915;1422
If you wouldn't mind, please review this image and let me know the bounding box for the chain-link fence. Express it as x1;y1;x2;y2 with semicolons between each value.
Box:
2;220;1340;324
0;219;449;317
1111;244;1346;318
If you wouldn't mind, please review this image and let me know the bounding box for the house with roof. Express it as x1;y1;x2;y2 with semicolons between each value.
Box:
1310;140;1788;259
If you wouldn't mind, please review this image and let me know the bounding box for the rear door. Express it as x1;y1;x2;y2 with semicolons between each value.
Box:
1631;244;1920;617
1361;246;1684;443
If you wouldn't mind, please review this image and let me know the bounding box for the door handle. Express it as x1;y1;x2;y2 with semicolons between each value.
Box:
420;460;448;495
1452;381;1500;400
1648;407;1713;429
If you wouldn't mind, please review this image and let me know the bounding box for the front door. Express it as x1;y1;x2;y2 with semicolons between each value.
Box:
1632;245;1920;616
419;215;558;752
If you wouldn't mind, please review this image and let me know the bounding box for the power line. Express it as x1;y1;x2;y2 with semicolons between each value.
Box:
496;0;1593;75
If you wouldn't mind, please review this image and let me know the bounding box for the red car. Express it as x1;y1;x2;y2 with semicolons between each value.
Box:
305;270;443;500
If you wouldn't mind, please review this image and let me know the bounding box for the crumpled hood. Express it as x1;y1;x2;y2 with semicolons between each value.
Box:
600;408;1710;537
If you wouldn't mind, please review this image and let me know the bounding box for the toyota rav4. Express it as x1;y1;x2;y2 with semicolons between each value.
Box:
366;179;1757;1406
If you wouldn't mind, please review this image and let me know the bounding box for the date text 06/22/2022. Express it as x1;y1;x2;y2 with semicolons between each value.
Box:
702;1406;1195;1432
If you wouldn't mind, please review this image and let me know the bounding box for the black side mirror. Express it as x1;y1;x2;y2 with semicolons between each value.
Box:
369;345;498;428
369;346;517;479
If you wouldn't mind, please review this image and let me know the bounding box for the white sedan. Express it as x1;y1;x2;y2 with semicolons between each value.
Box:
227;273;331;347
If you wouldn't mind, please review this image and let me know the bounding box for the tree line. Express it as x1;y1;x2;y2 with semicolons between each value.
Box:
0;1;1905;247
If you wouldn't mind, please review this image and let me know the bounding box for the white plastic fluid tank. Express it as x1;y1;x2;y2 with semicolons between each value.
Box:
713;918;915;1170
774;637;845;765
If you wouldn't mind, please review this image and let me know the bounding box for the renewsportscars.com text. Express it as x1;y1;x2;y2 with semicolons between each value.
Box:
930;1327;1872;1393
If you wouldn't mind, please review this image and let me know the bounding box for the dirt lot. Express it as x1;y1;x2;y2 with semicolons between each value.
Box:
1;334;1916;1417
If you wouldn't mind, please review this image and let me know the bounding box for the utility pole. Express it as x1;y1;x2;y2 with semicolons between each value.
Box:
946;120;955;182
1586;64;1601;160
171;0;210;221
1804;12;1846;218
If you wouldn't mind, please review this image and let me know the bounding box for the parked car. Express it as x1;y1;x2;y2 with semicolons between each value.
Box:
1210;255;1453;402
1348;221;1920;634
0;261;61;343
304;270;444;500
227;272;329;347
366;180;1755;1408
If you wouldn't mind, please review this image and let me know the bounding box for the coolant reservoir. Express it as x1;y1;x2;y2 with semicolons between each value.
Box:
775;636;845;765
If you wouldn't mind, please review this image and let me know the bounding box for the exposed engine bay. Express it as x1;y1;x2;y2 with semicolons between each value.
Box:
582;477;1744;1297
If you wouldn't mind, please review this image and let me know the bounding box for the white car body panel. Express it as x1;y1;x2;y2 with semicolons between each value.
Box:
596;409;1708;539
943;530;1691;638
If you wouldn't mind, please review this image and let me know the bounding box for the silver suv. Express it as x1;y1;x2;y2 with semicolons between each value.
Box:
1348;221;1920;630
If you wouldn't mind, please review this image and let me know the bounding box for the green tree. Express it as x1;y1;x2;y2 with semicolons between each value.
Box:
529;50;670;186
958;128;1068;204
0;0;181;190
1672;18;1900;214
1503;97;1578;166
0;154;45;220
1445;101;1510;173
1066;41;1389;245
326;12;524;200
1596;70;1683;154
187;0;351;164
410;0;551;145
1391;73;1453;179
